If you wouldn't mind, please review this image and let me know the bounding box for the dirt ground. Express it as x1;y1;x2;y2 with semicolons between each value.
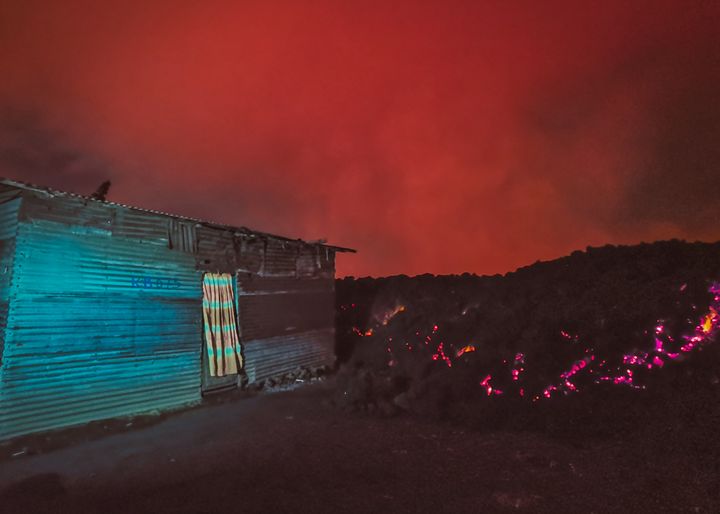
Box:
0;379;716;514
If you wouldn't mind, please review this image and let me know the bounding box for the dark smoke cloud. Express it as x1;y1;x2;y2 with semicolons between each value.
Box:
616;51;720;236
0;1;718;276
0;108;113;195
519;27;720;244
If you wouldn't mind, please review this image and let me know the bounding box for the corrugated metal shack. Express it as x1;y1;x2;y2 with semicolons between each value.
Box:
0;179;354;441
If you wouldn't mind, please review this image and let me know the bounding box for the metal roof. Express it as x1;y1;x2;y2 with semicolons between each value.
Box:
0;177;356;253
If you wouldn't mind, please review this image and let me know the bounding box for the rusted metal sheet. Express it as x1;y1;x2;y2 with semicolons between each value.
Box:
195;225;236;272
0;193;21;367
263;238;298;277
19;192;115;232
236;235;265;274
242;328;335;383
319;248;336;278
167;219;198;253
237;272;335;379
237;275;334;295
237;275;334;340
237;291;334;340
296;244;319;277
113;207;170;246
0;187;22;240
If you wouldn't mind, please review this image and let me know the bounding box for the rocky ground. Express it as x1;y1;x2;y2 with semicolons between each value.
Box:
0;379;716;513
335;242;720;426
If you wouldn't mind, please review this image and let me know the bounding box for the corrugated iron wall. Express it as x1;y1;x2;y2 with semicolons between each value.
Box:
237;256;336;383
236;275;335;340
196;225;237;272
0;187;21;240
236;235;264;273
243;329;335;383
0;194;203;441
0;184;341;440
0;187;22;368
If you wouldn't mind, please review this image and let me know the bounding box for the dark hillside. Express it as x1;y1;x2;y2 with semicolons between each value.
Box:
334;241;720;472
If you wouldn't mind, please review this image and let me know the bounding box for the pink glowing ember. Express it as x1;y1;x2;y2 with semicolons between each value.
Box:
432;342;452;367
476;374;504;396
535;280;717;398
560;330;579;342
511;352;526;381
353;281;720;403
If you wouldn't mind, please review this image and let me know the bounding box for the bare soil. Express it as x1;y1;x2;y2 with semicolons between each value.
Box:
0;379;716;514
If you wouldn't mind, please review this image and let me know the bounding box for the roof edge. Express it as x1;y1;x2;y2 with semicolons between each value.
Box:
0;177;356;253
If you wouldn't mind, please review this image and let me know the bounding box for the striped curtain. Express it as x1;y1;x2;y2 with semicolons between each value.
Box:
202;273;243;376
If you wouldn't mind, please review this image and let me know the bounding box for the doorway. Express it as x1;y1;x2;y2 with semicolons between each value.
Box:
200;272;243;394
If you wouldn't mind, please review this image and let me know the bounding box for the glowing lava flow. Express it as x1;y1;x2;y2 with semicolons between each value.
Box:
350;303;407;341
349;281;720;402
701;307;717;333
536;354;596;400
618;283;720;372
539;281;720;399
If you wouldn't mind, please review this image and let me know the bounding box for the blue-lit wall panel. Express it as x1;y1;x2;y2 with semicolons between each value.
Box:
0;215;203;441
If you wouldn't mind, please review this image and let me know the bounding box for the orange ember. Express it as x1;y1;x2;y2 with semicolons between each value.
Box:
701;307;717;333
456;345;476;357
379;305;406;326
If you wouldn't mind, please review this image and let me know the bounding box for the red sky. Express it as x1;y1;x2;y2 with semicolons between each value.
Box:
1;0;718;277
